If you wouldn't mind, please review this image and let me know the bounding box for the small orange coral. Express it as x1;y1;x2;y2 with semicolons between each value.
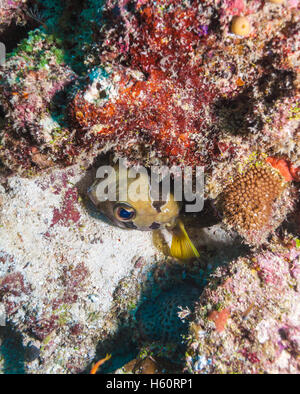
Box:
208;308;230;333
221;165;285;232
230;16;251;37
266;157;300;182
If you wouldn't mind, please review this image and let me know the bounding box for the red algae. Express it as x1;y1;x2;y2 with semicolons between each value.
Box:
69;0;232;168
67;0;299;172
27;315;60;341
70;67;218;167
51;188;81;227
0;272;31;297
240;349;260;364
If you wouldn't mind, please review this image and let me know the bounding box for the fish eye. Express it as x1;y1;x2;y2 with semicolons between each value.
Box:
114;203;136;222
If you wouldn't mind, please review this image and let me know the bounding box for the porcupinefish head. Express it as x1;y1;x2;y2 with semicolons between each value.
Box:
88;164;199;260
88;165;180;231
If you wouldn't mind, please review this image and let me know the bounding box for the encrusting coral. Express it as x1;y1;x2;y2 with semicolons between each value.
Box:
219;161;293;245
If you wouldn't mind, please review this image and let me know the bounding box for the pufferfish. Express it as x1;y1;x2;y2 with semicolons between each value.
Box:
88;165;200;260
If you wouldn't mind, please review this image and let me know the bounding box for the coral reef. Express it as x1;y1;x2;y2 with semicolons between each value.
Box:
186;239;300;374
68;0;299;170
0;0;299;173
0;0;298;243
0;0;299;375
0;30;77;172
136;284;200;343
0;0;29;35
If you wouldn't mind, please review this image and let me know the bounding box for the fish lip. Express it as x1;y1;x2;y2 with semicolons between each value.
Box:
149;222;161;230
124;221;138;229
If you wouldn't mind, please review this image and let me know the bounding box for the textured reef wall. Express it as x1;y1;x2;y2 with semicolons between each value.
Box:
0;0;299;374
0;0;299;246
1;0;299;172
0;0;29;35
186;240;300;374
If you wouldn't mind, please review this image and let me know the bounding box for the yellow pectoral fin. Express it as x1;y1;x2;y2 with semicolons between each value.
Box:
170;220;200;260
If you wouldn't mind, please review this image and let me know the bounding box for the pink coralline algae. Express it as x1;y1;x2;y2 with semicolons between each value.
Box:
61;262;90;303
26;262;90;341
0;271;30;298
26;315;60;341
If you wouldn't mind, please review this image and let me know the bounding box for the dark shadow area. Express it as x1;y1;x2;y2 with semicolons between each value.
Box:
0;325;25;374
0;325;41;374
214;89;263;136
209;8;221;36
257;68;296;105
49;77;84;129
85;279;202;373
0;19;40;53
279;199;300;238
183;199;221;229
75;153;118;225
29;0;105;76
214;64;296;136
83;234;249;374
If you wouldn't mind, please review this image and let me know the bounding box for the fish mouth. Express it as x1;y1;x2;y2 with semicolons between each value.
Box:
105;215;138;230
124;221;138;229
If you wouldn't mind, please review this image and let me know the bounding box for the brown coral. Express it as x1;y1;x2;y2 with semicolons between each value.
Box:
221;164;286;234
